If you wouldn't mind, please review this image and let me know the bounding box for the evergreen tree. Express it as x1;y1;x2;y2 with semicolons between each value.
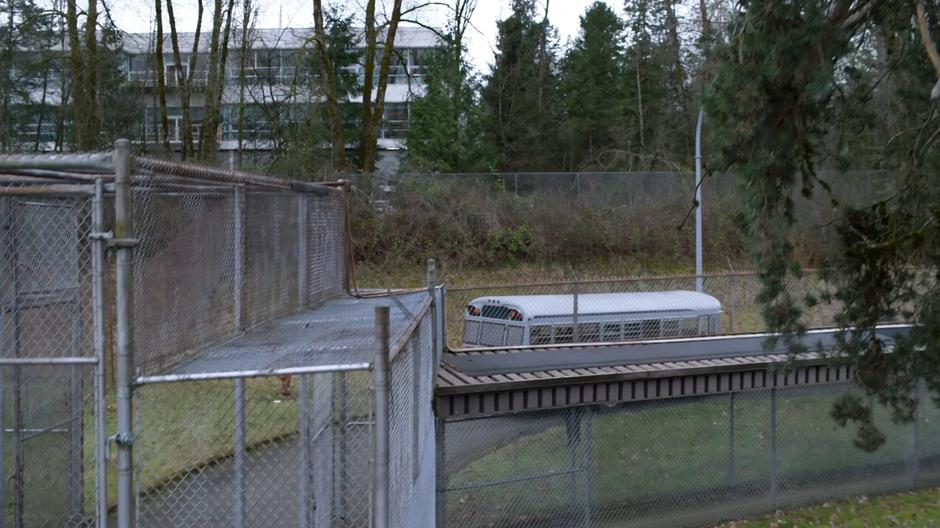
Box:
407;42;493;172
705;0;940;450
481;0;561;171
559;2;628;170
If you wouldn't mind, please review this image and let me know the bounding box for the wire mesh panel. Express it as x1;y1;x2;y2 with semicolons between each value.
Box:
135;371;373;528
0;196;95;359
132;182;239;375
440;385;940;528
305;192;346;308
131;162;348;376
388;299;439;528
0;363;98;527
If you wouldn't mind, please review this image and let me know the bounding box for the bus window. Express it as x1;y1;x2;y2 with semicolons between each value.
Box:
679;317;698;336
602;323;621;341
506;325;525;346
641;320;661;339
579;323;601;342
553;325;574;344
480;322;506;346
531;325;551;345
623;321;642;339
663;319;681;337
464;319;481;345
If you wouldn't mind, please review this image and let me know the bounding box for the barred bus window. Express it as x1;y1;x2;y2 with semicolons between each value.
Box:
553;325;574;344
531;325;552;345
663;319;681;337
602;323;622;341
624;321;643;340
641;320;661;339
579;323;601;342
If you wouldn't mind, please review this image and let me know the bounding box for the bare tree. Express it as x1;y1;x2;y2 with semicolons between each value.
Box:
236;0;253;166
65;0;98;148
165;0;203;158
154;0;172;155
359;0;404;173
198;0;235;159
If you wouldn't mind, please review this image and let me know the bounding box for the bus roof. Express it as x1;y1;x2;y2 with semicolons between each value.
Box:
469;291;721;320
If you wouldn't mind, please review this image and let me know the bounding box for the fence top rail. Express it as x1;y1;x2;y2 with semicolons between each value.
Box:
438;324;912;392
135;156;341;194
0;357;99;365
135;362;372;385
0;152;114;172
445;270;780;292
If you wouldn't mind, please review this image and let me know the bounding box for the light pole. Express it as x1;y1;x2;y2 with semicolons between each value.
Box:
695;107;704;293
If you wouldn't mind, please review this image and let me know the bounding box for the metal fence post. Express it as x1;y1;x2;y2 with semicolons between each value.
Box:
92;177;109;528
0;367;4;528
234;378;247;528
335;371;348;519
584;407;594;528
427;259;439;363
565;408;581;510
729;273;737;333
769;388;778;511
4;195;24;527
373;306;391;528
233;187;245;332
411;322;422;483
435;416;446;528
727;392;736;486
299;374;311;528
572;287;580;343
911;379;923;484
113;138;136;528
298;194;308;309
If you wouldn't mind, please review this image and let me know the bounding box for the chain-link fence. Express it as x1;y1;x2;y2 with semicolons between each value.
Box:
349;170;895;266
438;382;940;528
130;157;347;376
445;270;867;350
134;369;373;527
0;158;108;527
0;147;442;528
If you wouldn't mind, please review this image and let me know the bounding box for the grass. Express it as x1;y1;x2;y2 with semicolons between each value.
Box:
717;488;940;527
444;387;940;528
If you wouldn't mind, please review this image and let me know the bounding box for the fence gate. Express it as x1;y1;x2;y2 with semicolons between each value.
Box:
0;195;96;526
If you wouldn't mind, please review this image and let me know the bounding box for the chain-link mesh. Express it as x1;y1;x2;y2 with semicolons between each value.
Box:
131;160;347;376
0;363;99;527
0;195;96;359
135;371;374;527
387;299;437;528
0;173;104;527
439;383;940;528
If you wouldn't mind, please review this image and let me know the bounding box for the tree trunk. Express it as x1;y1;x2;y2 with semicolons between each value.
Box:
198;0;234;159
155;0;172;156
362;0;404;173
65;0;89;149
359;0;377;171
236;0;252;167
83;0;98;146
166;0;202;159
313;0;347;170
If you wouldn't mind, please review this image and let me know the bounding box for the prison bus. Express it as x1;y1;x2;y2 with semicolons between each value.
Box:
462;291;722;348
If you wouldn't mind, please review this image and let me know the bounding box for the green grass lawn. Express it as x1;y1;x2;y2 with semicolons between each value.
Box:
718;487;940;527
